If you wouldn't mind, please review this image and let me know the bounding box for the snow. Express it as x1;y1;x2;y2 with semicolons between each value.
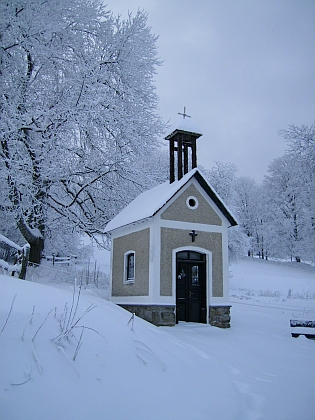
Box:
1;256;314;420
230;257;315;304
105;168;236;232
0;259;22;274
104;169;201;232
0;235;29;275
165;117;203;139
0;234;23;251
29;227;43;239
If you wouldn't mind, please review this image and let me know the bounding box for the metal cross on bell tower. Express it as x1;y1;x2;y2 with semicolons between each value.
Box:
178;106;191;119
165;108;202;183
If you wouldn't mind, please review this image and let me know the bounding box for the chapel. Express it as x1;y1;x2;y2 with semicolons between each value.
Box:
105;115;237;327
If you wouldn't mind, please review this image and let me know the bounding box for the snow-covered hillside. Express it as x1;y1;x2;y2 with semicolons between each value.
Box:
0;257;314;420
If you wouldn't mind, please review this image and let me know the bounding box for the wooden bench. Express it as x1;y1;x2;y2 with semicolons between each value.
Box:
290;320;315;340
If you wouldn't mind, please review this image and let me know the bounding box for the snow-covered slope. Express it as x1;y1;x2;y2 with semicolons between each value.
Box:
230;257;315;306
0;258;314;420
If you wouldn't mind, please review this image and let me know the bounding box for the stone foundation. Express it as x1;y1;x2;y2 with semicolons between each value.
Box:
119;304;176;327
209;305;231;328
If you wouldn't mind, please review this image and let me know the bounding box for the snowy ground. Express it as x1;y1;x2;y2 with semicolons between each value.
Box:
0;256;314;420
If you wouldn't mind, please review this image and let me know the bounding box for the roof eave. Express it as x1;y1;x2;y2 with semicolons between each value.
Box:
194;171;238;227
104;216;153;234
165;129;202;140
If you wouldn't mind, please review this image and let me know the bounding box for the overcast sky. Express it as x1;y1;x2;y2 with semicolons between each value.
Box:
107;0;315;182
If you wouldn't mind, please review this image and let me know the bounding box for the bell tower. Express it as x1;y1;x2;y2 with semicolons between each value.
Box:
165;108;202;183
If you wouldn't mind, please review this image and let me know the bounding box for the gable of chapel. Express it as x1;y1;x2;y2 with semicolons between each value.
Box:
160;183;222;226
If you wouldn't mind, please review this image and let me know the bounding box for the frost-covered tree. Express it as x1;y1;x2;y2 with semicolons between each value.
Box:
234;177;265;257
203;162;238;205
269;123;315;262
263;154;304;260
202;162;248;262
279;123;315;169
280;123;315;247
0;0;165;263
263;121;314;263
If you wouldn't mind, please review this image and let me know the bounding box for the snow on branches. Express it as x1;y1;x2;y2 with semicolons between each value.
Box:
0;0;165;262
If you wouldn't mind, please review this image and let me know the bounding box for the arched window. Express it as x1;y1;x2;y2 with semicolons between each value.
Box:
124;251;135;283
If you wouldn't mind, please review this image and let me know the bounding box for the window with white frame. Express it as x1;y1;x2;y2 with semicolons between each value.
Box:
186;195;199;210
124;251;135;283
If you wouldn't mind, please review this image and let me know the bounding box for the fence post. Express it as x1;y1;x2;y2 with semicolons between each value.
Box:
19;245;30;280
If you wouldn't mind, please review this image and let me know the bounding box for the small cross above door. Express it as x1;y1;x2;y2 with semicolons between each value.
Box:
189;230;198;242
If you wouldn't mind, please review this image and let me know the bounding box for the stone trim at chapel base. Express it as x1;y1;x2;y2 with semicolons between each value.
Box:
119;304;176;327
118;303;232;328
209;305;231;328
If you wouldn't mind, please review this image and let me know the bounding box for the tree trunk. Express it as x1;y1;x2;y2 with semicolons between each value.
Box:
17;218;44;265
28;237;44;265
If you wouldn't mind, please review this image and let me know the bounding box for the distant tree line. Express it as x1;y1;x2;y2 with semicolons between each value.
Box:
203;123;315;264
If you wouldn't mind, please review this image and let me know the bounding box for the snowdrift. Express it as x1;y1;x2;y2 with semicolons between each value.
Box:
0;257;314;420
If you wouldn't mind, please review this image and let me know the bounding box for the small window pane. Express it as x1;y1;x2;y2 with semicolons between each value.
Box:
177;251;189;260
189;252;202;260
126;253;134;281
191;265;199;285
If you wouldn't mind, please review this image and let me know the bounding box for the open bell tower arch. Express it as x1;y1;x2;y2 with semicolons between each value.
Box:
165;108;202;183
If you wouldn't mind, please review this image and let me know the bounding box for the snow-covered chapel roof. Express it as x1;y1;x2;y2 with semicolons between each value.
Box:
104;168;237;232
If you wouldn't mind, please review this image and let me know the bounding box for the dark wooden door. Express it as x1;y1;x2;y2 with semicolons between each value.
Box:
176;251;206;323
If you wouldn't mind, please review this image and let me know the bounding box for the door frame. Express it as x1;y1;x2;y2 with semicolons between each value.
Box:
172;246;212;324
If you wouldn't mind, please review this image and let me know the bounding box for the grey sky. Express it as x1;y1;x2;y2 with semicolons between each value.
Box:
107;0;315;182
